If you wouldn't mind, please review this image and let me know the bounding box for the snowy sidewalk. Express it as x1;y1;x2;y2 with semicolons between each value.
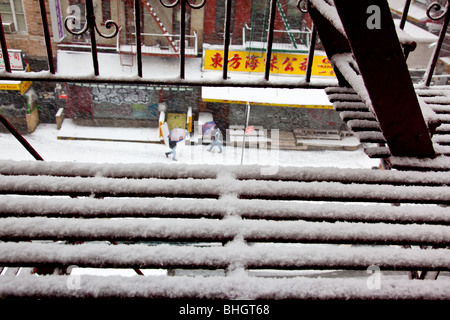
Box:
57;119;361;152
57;119;161;143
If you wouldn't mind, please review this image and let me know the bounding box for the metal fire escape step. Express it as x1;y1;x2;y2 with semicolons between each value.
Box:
142;0;178;52
323;84;450;170
276;0;297;49
307;0;450;170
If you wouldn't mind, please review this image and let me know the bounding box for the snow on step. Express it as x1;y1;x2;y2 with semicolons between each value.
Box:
1;174;448;204
0;217;447;245
0;274;448;300
1;160;449;185
1;196;448;224
331;53;374;112
436;123;450;133
332;101;368;111
390;154;450;171
0;242;448;270
0;159;448;300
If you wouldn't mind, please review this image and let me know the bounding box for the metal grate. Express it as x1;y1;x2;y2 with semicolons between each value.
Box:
0;0;449;301
0;160;448;299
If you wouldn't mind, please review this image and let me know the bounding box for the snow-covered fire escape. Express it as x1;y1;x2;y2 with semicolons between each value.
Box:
117;0;197;68
309;0;438;161
0;0;449;301
244;0;311;53
141;0;178;52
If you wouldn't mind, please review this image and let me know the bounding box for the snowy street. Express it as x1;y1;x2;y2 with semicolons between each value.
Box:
1;122;380;169
0;120;382;279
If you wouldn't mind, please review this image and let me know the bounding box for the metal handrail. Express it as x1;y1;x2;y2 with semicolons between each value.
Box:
0;0;446;86
424;0;450;86
0;0;334;88
0;114;43;161
242;23;312;52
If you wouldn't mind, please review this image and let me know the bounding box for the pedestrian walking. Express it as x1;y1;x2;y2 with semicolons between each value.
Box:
165;137;178;161
207;127;223;153
164;127;187;161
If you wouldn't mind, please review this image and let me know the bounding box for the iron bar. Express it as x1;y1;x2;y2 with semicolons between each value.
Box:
0;115;44;161
110;240;144;275
159;0;206;79
425;1;450;86
264;0;278;81
1;109;140;279
134;0;143;77
222;0;233;80
0;14;11;73
241;102;251;165
305;25;317;83
38;0;55;74
399;0;411;30
86;0;100;76
0;72;337;88
180;0;186;79
64;0;119;76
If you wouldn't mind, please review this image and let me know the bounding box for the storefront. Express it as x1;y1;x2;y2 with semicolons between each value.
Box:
202;86;346;131
0;50;37;133
64;82;199;129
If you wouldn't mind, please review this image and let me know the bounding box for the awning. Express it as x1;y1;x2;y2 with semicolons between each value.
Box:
202;86;333;109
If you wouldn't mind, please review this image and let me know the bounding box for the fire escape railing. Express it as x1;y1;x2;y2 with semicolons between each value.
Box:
0;0;337;89
0;0;449;301
0;0;448;87
0;0;449;160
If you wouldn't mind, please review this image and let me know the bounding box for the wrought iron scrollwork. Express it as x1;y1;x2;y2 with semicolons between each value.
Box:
426;0;450;20
424;0;450;85
63;0;120;76
64;13;88;36
100;20;120;39
64;1;119;39
159;0;207;9
297;0;309;13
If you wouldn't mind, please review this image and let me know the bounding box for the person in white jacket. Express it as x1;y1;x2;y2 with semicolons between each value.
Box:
165;137;178;161
207;127;223;153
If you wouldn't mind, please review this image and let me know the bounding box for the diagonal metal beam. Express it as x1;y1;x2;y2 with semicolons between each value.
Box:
332;0;435;158
307;2;351;87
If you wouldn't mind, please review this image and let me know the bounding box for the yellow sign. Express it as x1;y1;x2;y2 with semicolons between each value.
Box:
20;81;32;94
0;80;32;94
0;83;21;91
203;49;335;77
202;97;333;109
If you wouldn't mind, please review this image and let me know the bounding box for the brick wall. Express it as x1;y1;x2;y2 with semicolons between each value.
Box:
4;0;56;64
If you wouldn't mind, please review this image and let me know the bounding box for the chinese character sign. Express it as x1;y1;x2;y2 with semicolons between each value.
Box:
203;49;335;77
0;50;25;70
